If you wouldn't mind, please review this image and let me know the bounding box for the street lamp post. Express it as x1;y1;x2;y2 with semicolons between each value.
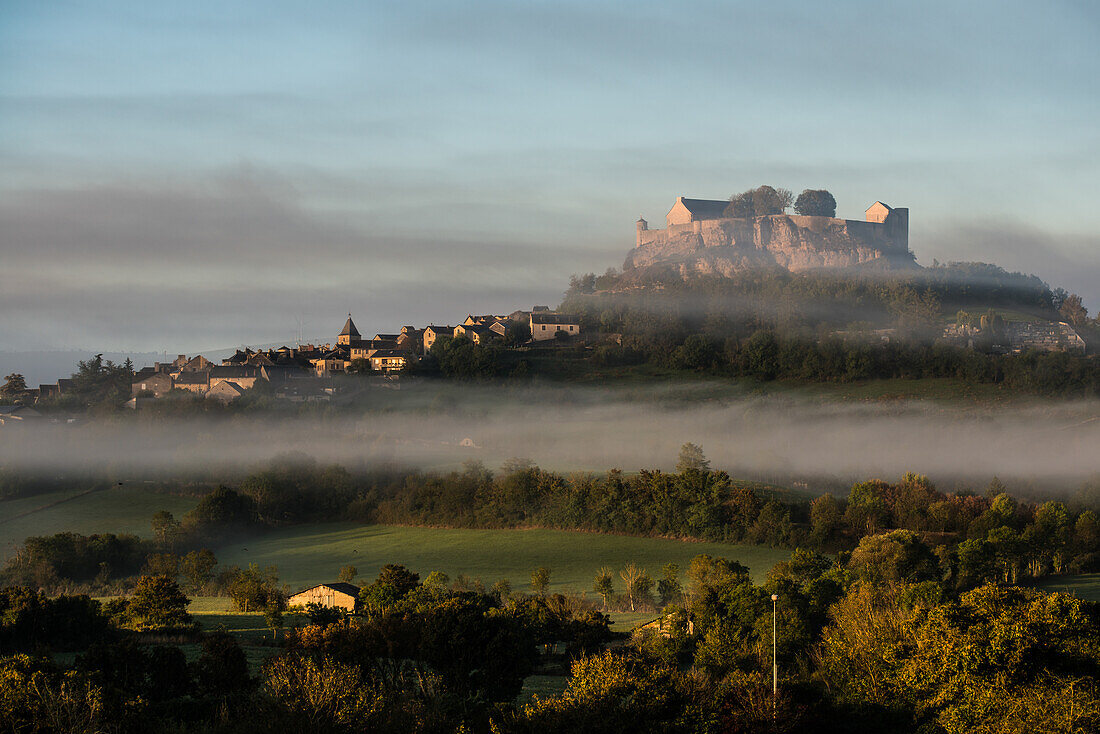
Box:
771;594;779;701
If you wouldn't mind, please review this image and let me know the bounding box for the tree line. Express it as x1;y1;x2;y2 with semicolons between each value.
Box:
6;449;1099;598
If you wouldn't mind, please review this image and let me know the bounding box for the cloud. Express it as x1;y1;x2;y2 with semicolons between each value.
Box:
0;168;614;352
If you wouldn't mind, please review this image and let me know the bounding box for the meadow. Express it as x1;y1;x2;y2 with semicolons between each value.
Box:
211;523;791;596
0;484;199;562
1035;574;1100;601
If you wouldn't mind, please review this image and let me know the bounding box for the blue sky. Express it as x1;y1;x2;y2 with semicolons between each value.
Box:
1;0;1098;354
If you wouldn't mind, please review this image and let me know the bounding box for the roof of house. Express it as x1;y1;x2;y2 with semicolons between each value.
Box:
531;312;579;325
339;316;361;338
132;372;171;385
425;325;454;334
290;582;361;598
676;197;730;220
173;372;209;385
209;365;259;377
373;333;400;341
370;349;407;359
0;405;41;417
207;381;246;395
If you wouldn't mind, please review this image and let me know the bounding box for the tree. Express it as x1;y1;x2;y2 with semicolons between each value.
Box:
264;605;284;641
303;602;343;627
809;493;842;546
1059;293;1088;326
125;574;195;631
150;510;180;545
360;564;420;615
493;578;512;601
424;570;450;588
724;185;792;218
793;189;837;217
594;567;614;610
847;529;939;585
179;549;217;594
530;567;551;597
619;563;652;612
227;564;284;612
194;629;252;697
143;552;178;578
657;563;682;607
338;565;357;584
0;374;27;402
676;442;711;473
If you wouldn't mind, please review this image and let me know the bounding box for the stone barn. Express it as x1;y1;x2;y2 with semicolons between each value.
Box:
288;582;360;612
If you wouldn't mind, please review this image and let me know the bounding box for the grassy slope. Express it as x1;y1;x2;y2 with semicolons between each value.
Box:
0;486;199;562
1034;574;1100;601
211;523;790;595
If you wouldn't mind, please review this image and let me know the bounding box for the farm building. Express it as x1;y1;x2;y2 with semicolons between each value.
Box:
288;582;360;612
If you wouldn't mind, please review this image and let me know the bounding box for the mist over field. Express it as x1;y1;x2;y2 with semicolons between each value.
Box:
3;383;1097;488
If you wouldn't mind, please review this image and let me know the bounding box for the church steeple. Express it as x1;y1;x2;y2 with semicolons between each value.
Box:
337;313;361;346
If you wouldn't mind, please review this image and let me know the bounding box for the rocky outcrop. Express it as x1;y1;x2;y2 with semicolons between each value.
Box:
625;215;915;277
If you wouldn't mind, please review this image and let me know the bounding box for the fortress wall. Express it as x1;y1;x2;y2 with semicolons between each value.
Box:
628;213;910;273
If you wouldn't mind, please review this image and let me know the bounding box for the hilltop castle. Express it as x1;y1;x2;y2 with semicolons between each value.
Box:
627;196;911;274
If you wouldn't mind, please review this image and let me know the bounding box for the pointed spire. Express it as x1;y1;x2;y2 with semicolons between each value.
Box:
339;314;360;338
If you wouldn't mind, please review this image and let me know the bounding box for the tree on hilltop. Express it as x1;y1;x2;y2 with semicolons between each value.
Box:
725;185;793;218
1059;293;1088;326
794;189;837;217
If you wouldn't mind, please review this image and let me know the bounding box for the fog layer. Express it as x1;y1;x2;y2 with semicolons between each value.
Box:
3;384;1097;488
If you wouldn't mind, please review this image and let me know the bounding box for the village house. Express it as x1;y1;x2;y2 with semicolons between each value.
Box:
530;312;581;341
288;582;360;612
453;323;495;345
205;380;246;405
0;405;42;425
423;325;454;353
131;372;173;398
368;349;408;373
172;371;210;393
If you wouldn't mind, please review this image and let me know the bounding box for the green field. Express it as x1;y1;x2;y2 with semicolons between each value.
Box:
211;523;791;596
1034;574;1100;600
0;485;199;562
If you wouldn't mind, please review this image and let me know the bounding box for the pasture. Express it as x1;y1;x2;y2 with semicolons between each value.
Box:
0;485;199;562
211;523;791;595
1035;574;1100;601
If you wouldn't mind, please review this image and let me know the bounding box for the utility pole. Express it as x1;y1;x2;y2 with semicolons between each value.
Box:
771;593;779;706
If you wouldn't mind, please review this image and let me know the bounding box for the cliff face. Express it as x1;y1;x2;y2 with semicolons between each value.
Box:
626;215;914;277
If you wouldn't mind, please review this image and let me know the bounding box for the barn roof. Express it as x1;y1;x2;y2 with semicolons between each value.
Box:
290;582;361;597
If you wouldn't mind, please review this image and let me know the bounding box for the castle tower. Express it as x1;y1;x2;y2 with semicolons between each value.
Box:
865;202;909;253
337;314;361;347
636;217;648;247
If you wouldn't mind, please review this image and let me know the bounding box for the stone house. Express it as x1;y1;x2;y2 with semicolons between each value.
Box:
0;405;42;425
453;323;495;344
205;380;246;405
172;372;210;393
288;582;360;612
530;312;581;341
423;325;454;353
368;349;408;373
208;365;260;390
132;373;173;398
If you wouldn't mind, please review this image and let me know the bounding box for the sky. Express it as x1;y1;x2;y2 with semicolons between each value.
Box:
1;0;1098;356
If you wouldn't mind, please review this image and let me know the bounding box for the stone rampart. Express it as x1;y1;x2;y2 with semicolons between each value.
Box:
629;214;909;275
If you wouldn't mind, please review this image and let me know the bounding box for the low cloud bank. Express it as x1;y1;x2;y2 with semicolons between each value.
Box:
2;384;1097;490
